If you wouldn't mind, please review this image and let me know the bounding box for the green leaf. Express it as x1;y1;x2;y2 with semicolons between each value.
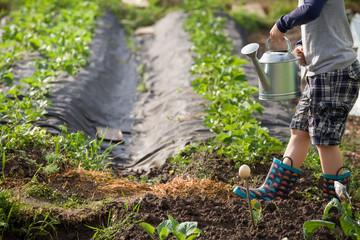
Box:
175;222;198;237
251;199;261;210
0;222;8;227
1;72;13;85
139;222;155;239
340;215;360;237
186;235;198;240
303;220;335;239
323;198;342;220
157;220;172;237
221;103;236;113
159;226;169;240
192;228;203;235
172;231;186;240
168;215;179;229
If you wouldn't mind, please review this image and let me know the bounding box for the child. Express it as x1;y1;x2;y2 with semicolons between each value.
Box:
234;0;360;200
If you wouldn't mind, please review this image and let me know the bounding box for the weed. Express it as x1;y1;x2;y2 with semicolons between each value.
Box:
0;206;12;238
62;193;86;209
24;211;58;240
0;189;52;238
136;64;147;92
26;181;63;203
87;198;143;240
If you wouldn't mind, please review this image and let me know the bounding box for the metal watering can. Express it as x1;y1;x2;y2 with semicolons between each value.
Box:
241;37;302;101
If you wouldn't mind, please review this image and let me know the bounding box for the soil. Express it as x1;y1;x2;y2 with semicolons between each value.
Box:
2;98;359;239
2;8;360;240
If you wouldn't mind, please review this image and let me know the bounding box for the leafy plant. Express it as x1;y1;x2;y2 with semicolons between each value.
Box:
0;0;117;177
140;215;204;240
303;198;360;239
180;0;283;167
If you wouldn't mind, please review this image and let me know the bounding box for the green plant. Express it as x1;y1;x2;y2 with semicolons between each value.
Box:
303;198;360;239
98;0;176;35
26;181;63;203
179;0;283;168
87;197;143;240
0;189;27;238
140;215;204;240
230;10;268;32
0;206;12;238
267;0;298;20
136;64;147;92
23;211;58;240
80;132;120;171
0;0;119;176
251;199;263;224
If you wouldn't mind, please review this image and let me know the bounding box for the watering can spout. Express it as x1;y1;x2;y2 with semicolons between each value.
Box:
241;43;271;92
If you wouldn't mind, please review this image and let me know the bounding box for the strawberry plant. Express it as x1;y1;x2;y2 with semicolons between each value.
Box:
0;0;111;172
181;0;282;167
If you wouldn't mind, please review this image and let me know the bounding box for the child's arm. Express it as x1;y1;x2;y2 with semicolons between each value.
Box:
276;0;327;33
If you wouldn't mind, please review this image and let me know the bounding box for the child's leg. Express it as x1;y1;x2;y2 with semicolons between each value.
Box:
283;128;310;169
317;145;351;199
317;145;344;175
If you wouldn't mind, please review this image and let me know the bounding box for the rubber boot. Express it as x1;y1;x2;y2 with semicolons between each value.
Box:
322;167;351;199
233;157;302;201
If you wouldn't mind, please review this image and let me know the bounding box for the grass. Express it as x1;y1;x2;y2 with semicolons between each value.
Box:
86;198;143;240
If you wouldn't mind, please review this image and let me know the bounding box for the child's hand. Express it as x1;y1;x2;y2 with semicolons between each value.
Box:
269;23;285;41
294;46;307;65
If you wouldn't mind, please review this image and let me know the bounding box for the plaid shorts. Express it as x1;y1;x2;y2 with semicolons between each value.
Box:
290;60;360;145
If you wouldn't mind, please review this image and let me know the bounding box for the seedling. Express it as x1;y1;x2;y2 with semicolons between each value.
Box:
239;164;256;231
303;181;360;239
251;199;263;224
140;215;204;240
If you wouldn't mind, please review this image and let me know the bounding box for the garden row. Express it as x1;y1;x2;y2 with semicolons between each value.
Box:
0;0;359;239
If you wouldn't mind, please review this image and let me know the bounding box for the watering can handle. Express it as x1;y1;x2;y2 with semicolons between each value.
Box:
265;37;292;53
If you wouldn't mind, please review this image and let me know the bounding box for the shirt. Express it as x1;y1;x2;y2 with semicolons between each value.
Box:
276;0;357;75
